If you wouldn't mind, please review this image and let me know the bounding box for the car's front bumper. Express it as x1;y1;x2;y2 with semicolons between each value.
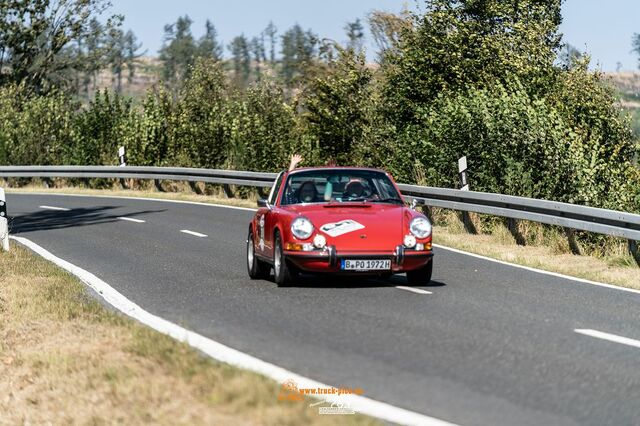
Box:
284;245;433;273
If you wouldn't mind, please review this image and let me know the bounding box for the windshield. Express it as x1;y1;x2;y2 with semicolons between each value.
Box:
280;169;403;206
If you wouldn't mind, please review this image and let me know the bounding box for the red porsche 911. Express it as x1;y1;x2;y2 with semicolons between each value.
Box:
246;167;433;286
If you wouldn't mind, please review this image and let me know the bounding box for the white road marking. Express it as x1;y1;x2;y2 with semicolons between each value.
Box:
574;329;640;349
433;244;640;296
19;191;255;211
180;229;208;238
395;286;432;295
39;205;70;211
11;235;456;426
117;217;145;223
16;192;640;296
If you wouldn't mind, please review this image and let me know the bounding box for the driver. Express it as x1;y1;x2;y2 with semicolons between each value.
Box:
297;181;318;203
343;180;366;198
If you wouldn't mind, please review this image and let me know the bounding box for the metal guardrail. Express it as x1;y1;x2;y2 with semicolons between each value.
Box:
0;165;277;188
1;165;639;241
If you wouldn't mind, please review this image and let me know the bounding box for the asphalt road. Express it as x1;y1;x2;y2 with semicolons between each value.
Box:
6;193;640;426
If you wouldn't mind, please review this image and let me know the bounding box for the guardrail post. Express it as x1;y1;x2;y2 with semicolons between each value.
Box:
564;228;581;255
507;218;526;246
188;181;204;195
0;188;9;252
223;184;234;198
629;240;640;266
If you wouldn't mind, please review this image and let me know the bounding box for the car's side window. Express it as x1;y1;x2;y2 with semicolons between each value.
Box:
268;172;285;205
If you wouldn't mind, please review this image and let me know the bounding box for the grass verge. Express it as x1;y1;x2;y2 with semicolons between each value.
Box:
0;245;378;425
431;212;640;291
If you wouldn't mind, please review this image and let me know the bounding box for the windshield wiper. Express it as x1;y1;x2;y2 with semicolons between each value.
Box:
372;197;404;204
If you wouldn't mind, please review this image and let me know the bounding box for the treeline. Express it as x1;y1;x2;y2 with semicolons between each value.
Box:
0;0;639;215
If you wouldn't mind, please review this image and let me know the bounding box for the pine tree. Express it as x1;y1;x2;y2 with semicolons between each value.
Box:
228;35;251;87
198;20;223;61
264;22;278;64
159;15;198;87
344;19;365;53
280;24;317;86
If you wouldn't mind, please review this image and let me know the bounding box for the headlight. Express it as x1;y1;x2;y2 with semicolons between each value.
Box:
291;217;314;239
409;217;432;239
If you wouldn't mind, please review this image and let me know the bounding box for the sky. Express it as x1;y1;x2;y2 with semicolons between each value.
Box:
107;0;640;72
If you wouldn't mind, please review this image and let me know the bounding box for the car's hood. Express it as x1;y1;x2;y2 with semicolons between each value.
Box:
285;203;407;251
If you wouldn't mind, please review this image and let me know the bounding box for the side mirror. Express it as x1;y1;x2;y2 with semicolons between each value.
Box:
257;199;268;208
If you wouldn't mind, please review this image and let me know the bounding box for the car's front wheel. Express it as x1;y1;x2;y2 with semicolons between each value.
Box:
406;260;433;285
273;232;298;287
247;227;270;280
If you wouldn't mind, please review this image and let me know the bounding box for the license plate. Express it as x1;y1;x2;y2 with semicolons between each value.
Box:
340;259;391;271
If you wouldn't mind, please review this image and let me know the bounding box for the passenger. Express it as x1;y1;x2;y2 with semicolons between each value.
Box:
289;154;303;171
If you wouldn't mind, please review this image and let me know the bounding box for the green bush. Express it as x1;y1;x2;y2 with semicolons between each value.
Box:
0;84;74;166
226;82;296;172
69;90;135;166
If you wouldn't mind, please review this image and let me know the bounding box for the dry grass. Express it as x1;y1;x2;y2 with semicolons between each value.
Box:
0;246;378;425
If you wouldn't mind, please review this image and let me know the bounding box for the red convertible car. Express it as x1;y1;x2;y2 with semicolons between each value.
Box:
246;167;433;286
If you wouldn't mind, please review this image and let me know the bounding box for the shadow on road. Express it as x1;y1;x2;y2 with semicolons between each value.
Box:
8;206;166;234
279;273;447;289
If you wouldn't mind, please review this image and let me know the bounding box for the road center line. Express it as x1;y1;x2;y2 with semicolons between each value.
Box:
574;329;640;349
395;286;432;295
180;229;208;238
39;205;70;211
117;217;145;223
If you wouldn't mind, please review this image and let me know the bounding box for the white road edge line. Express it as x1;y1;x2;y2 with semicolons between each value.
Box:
39;205;70;211
14;192;640;295
180;229;208;238
432;244;640;296
10;236;455;426
117;217;145;223
395;286;432;295
574;329;640;349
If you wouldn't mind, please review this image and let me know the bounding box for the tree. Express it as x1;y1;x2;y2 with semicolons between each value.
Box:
344;19;365;53
0;0;118;93
297;48;373;164
106;28;126;93
124;30;144;85
228;35;251;87
632;33;640;69
82;18;107;94
382;0;563;125
368;9;410;61
159;15;197;87
250;36;266;79
264;21;278;64
281;24;317;86
558;43;583;69
198;20;223;61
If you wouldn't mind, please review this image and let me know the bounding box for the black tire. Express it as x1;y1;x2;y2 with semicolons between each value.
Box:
406;260;433;285
247;228;270;280
273;232;298;287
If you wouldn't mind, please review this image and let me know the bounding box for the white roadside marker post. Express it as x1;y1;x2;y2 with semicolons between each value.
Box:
118;146;129;189
458;156;469;191
0;187;9;252
118;146;127;167
458;156;476;234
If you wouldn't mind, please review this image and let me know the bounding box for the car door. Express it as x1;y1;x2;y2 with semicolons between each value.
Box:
260;171;285;259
